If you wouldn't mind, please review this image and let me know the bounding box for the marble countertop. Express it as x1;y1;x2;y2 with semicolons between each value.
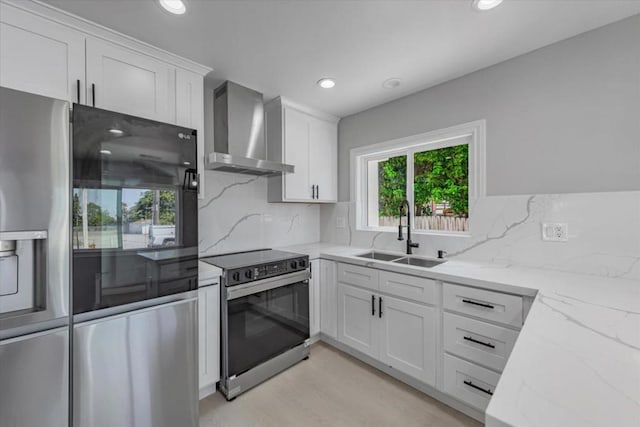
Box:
278;242;640;427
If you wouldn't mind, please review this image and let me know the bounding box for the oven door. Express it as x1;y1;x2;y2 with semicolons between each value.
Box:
224;271;310;378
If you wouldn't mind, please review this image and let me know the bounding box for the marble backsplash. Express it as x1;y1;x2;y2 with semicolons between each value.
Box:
198;171;320;256
320;191;640;281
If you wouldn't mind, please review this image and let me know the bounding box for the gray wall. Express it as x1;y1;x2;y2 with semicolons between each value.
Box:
337;14;640;200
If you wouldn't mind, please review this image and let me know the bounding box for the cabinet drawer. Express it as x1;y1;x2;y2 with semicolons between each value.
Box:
443;312;518;372
338;263;379;291
443;354;499;411
379;271;436;305
443;283;523;327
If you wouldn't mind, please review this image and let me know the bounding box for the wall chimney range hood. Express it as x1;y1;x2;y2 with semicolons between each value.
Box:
206;81;294;176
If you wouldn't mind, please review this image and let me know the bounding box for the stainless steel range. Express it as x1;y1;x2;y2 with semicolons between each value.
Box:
201;249;310;400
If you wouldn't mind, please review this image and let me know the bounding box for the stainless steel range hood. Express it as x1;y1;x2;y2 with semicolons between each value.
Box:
206;81;294;176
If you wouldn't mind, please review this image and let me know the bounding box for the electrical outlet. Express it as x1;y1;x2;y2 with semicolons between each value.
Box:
336;217;346;229
542;223;568;242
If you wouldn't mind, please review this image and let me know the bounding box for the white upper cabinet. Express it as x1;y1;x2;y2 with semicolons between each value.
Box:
308;116;338;202
267;97;338;203
175;68;204;131
0;2;85;103
283;107;312;200
86;38;175;122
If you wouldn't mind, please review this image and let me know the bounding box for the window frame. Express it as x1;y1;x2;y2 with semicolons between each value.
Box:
351;120;486;236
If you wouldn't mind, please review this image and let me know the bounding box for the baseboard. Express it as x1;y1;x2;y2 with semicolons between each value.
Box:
318;334;485;424
199;382;217;400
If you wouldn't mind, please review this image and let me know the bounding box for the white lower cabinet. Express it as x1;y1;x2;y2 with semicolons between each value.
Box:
443;312;518;372
319;259;338;338
309;259;321;338
327;263;529;415
443;282;523;327
379;296;436;385
337;283;379;358
198;284;220;399
337;263;379;291
337;280;437;387
441;282;522;412
443;354;500;411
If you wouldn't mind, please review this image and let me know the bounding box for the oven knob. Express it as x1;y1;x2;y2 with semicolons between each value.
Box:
290;261;298;269
245;270;253;279
232;272;240;282
299;259;307;268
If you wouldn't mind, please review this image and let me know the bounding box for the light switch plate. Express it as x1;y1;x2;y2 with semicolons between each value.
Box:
336;217;346;229
542;223;568;242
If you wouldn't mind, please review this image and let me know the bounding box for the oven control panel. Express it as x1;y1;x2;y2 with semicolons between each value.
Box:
225;256;309;286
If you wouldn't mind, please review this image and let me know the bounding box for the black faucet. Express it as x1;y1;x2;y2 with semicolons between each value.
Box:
397;200;419;255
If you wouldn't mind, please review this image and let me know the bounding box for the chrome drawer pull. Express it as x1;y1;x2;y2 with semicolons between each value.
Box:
463;380;493;396
462;299;495;309
463;336;495;349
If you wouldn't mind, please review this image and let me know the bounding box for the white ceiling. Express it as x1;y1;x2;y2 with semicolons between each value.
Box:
40;0;640;118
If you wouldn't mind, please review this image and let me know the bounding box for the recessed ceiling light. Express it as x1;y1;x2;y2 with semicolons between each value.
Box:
317;78;336;89
100;149;112;155
183;161;191;166
382;78;402;89
108;128;124;136
471;0;503;11
159;0;186;15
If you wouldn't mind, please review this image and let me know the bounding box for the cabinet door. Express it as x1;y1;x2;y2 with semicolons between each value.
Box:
308;117;337;202
283;107;311;200
86;38;175;122
337;284;379;358
176;68;205;199
319;260;338;338
309;260;321;337
0;3;85;103
379;295;436;385
198;285;220;398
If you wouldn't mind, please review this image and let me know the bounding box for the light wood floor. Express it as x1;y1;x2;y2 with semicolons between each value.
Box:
200;342;483;427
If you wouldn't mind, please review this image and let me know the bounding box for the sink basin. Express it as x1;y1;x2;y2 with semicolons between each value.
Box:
392;257;445;268
355;251;404;262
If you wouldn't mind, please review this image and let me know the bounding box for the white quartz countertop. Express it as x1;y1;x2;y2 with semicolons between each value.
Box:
278;242;640;427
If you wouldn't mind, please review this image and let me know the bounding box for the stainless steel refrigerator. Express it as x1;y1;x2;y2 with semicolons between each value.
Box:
0;87;71;427
1;87;200;427
71;104;199;427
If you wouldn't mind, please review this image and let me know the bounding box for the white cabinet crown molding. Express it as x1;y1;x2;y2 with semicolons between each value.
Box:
2;0;211;76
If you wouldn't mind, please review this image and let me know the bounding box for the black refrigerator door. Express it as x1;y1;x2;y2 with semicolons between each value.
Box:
71;104;198;314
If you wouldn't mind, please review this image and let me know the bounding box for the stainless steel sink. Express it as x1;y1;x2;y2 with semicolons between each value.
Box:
355;251;404;262
392;257;445;268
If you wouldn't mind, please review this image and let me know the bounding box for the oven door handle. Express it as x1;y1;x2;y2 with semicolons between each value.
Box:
226;270;310;300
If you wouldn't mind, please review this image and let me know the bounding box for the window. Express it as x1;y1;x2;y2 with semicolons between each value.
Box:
352;120;485;235
72;187;178;250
